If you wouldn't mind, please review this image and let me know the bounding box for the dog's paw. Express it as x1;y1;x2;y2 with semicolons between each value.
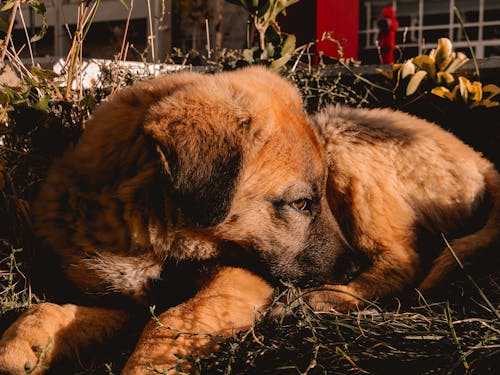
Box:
303;285;364;313
0;303;69;375
0;337;49;375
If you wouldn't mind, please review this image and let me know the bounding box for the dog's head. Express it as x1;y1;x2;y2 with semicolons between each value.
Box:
144;67;349;286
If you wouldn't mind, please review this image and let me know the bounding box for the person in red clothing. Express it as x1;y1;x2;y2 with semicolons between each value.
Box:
377;5;398;64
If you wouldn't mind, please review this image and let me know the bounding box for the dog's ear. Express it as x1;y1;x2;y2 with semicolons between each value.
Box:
144;100;251;227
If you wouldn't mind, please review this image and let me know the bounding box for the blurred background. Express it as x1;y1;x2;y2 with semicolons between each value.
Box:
7;0;500;65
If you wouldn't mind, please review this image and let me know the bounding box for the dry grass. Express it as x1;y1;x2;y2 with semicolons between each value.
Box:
195;277;499;374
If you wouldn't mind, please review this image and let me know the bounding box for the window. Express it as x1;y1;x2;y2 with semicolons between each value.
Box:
359;0;500;64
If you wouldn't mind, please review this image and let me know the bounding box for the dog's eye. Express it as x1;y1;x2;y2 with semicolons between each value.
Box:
291;198;312;213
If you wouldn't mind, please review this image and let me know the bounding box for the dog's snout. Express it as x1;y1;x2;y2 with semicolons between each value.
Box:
289;196;359;286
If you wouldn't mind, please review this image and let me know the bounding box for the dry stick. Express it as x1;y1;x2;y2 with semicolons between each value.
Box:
17;3;35;66
445;302;469;371
0;0;20;63
111;42;130;97
64;2;90;99
78;29;83;98
118;0;135;62
4;46;33;80
245;19;251;49
146;0;155;62
453;6;480;78
205;19;211;59
337;58;393;93
110;0;134;96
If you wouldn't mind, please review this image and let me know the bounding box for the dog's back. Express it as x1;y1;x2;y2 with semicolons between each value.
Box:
313;105;499;292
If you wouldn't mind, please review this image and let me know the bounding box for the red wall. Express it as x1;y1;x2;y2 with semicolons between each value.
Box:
316;0;360;59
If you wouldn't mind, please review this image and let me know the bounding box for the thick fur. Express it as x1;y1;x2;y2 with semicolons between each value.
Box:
0;67;348;374
302;105;500;311
2;70;495;373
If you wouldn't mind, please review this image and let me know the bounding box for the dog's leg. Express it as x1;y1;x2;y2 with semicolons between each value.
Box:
0;303;128;374
122;267;273;374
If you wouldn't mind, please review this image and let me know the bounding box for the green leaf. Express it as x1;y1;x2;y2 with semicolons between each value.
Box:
431;86;456;101
33;95;50;112
0;86;17;101
471;99;499;109
243;48;256;64
406;70;427;96
280;34;296;56
24;77;40;88
469;81;483;103
433;38;453;71
413;55;436;79
117;0;129;10
458;76;470;103
0;1;15;12
30;66;59;80
27;0;48;43
264;42;275;58
0;90;10;105
80;94;96;111
436;72;455;85
400;60;416;79
270;53;291;70
482;84;500;100
0;16;8;33
27;0;46;14
444;52;468;74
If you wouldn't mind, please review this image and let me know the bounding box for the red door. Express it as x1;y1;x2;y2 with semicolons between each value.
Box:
316;0;360;59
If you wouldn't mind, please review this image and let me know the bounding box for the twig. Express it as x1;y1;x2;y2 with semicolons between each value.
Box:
0;145;28;156
335;346;368;373
0;0;20;62
453;7;480;78
336;58;393;93
146;0;156;62
17;2;35;66
149;306;217;339
444;302;469;371
205;19;211;59
64;1;99;99
118;0;134;62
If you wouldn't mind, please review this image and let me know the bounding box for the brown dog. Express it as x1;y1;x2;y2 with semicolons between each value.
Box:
0;67;349;374
103;104;500;373
299;105;499;311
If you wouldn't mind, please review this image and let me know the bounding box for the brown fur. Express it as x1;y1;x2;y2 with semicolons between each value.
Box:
2;69;495;373
302;105;500;311
0;67;347;374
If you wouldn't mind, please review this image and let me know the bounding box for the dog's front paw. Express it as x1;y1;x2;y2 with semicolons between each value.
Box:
0;336;49;375
0;303;70;375
303;285;364;313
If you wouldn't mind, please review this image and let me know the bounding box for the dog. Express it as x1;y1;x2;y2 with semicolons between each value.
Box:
298;105;499;312
0;67;350;374
117;104;500;373
1;68;497;373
